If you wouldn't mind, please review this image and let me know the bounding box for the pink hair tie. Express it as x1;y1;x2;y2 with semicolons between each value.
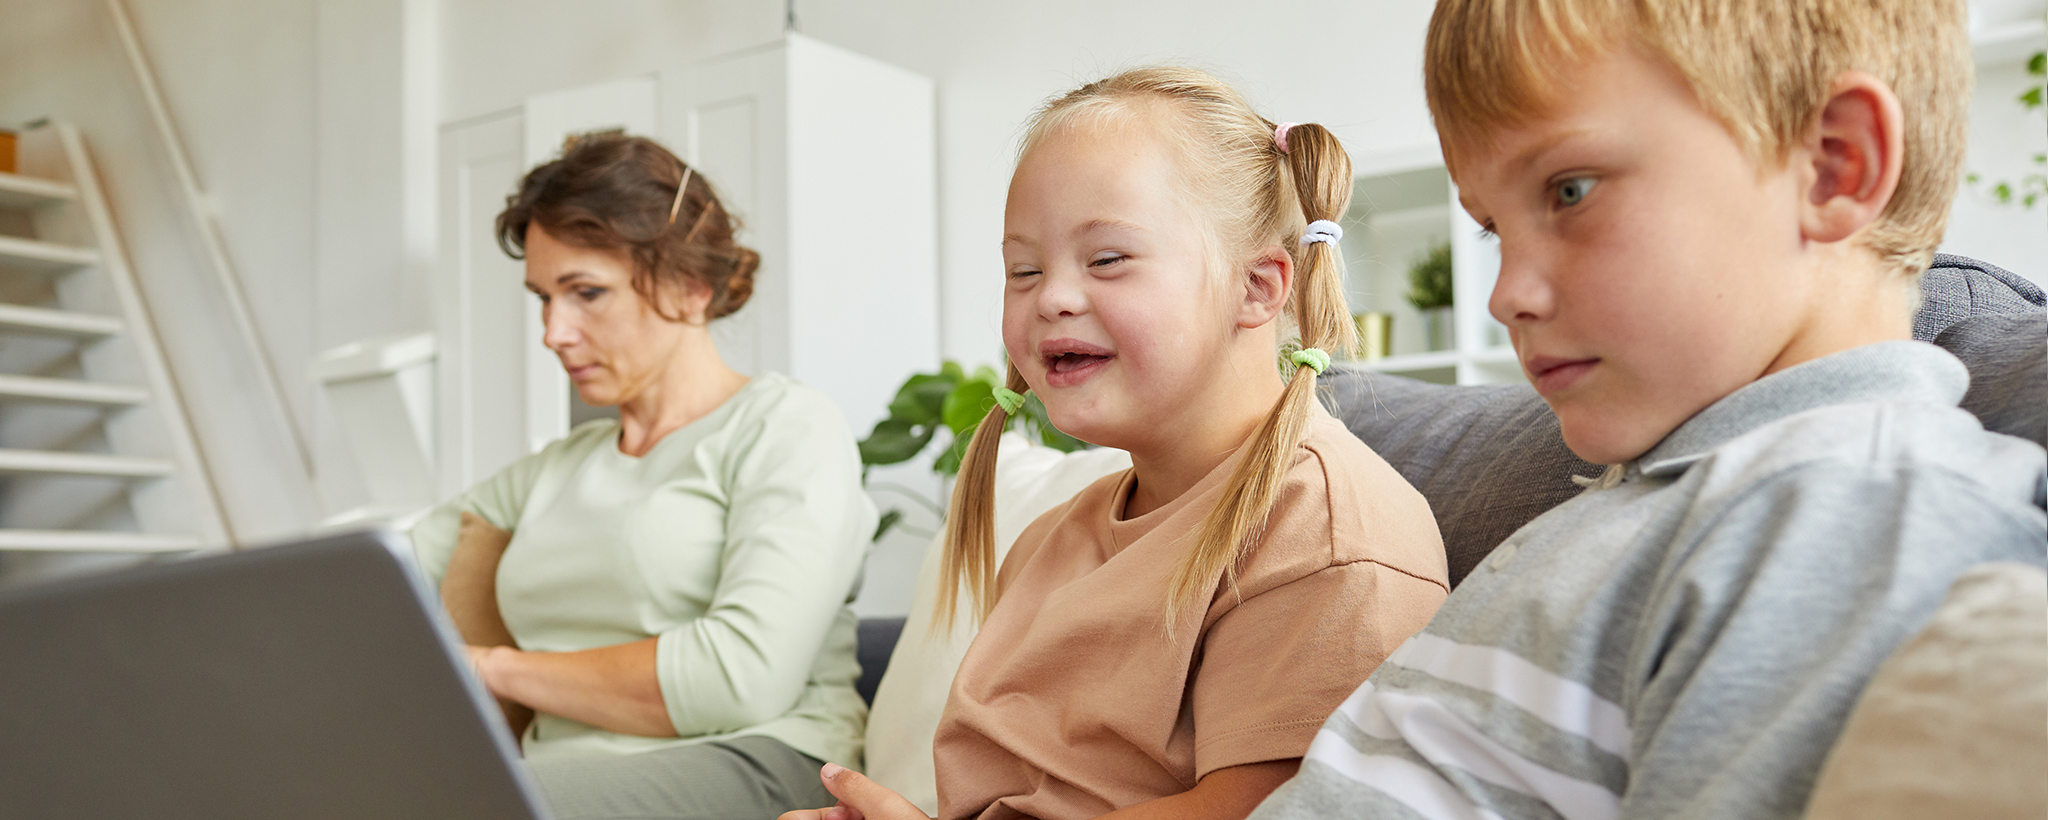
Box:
1274;122;1299;154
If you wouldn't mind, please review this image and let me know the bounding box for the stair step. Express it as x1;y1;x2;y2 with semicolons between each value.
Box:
0;235;98;272
0;171;80;208
0;374;148;406
0;449;173;478
0;529;201;552
0;303;122;337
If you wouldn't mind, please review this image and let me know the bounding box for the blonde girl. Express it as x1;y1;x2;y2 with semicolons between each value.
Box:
783;66;1449;820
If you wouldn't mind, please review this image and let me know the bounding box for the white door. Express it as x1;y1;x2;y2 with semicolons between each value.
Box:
435;110;530;497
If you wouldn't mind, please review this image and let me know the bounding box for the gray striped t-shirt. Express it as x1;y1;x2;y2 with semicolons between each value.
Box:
1251;340;2048;820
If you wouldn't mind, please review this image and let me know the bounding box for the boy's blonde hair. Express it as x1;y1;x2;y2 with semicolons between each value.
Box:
1424;0;1973;277
937;66;1358;631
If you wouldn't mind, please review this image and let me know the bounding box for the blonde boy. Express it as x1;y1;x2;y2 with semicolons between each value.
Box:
1250;0;2048;817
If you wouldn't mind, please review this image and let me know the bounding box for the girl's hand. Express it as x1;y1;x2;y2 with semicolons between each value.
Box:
776;763;932;820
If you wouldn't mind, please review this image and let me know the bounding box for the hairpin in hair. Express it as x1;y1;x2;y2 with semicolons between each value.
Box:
992;387;1028;415
666;166;695;226
1274;122;1299;154
1299;220;1343;246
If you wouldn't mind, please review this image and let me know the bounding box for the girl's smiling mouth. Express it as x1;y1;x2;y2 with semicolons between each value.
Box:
1039;338;1115;387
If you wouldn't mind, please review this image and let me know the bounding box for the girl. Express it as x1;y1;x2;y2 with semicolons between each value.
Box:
785;66;1448;820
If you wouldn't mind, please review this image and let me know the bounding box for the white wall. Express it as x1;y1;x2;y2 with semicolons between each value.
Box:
795;0;1444;364
0;0;2038;601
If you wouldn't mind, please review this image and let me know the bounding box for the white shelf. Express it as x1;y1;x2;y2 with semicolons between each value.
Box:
1973;18;2046;63
0;374;148;406
0;171;79;208
0;449;174;478
0;529;199;552
0;303;123;337
1359;349;1461;373
0;234;99;272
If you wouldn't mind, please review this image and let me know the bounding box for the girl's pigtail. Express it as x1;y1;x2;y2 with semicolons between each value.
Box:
933;364;1032;634
1167;122;1355;628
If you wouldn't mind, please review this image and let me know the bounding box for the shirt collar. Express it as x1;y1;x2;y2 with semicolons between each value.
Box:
1632;340;1969;478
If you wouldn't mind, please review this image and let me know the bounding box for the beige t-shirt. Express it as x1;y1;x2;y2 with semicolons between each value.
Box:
932;405;1449;820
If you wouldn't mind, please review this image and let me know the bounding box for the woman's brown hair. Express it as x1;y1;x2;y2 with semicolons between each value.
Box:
936;66;1357;633
495;133;759;321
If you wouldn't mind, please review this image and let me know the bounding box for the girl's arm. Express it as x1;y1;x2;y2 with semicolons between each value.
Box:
470;641;672;737
777;759;1302;820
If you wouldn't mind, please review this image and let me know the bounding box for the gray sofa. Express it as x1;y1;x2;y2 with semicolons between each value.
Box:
853;254;2046;702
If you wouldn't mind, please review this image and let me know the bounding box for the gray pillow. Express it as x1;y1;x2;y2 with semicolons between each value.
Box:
1325;254;2046;587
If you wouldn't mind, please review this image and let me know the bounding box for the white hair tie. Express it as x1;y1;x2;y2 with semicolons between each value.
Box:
1300;220;1343;246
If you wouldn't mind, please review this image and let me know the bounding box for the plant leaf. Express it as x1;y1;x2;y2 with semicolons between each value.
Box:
933;432;972;475
858;417;936;465
942;376;999;438
886;373;955;426
2020;85;2044;110
2029;50;2045;78
873;508;905;541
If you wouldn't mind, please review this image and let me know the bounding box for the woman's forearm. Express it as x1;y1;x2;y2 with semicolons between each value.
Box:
475;638;674;737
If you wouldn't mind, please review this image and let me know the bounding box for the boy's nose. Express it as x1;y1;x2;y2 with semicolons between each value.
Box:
1488;248;1554;327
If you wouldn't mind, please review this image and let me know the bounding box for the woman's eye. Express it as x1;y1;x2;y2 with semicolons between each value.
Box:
1554;177;1597;207
575;287;604;301
532;292;551;305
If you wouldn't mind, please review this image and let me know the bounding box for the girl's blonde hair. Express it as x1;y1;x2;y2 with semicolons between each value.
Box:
935;66;1356;632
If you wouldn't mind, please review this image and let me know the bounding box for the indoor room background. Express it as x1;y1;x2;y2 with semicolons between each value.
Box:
0;0;2040;615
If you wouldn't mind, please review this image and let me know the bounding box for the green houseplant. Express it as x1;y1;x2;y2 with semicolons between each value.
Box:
1965;50;2046;209
857;361;1086;540
1406;240;1455;351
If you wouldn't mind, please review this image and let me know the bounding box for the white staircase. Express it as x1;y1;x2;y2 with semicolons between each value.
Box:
0;120;227;567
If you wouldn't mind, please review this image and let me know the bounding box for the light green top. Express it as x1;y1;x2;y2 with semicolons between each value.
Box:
411;373;875;766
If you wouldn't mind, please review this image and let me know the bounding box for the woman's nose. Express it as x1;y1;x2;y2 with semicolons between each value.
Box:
541;303;580;351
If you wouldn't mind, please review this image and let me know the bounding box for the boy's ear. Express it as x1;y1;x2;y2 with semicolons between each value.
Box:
1238;244;1293;329
1798;71;1905;244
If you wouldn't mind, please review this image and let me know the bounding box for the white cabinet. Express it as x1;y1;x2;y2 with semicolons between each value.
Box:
1339;146;1524;386
433;35;937;495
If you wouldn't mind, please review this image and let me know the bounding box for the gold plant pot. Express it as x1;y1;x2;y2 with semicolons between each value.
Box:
1353;311;1393;362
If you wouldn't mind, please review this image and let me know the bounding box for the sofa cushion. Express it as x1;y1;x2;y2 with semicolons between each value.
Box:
1802;563;2048;819
1325;254;2046;586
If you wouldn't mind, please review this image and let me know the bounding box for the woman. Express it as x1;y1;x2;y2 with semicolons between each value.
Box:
410;134;873;819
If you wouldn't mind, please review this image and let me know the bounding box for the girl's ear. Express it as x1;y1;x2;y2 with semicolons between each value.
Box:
1238;244;1293;330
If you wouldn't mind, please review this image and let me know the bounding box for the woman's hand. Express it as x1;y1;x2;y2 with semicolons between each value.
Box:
466;640;667;737
777;763;933;820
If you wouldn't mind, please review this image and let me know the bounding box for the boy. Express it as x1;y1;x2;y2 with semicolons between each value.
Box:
1249;0;2048;818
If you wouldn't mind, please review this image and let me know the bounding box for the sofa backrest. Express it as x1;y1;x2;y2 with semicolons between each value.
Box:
1324;254;2046;587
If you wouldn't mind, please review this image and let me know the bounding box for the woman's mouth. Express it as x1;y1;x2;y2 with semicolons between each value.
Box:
564;363;602;382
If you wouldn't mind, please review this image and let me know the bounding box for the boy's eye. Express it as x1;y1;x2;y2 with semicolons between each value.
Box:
1554;177;1597;207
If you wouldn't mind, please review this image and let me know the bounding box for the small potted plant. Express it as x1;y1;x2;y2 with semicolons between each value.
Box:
1406;240;1454;351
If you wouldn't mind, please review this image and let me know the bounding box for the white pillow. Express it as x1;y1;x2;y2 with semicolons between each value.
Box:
1803;562;2048;819
862;434;1131;814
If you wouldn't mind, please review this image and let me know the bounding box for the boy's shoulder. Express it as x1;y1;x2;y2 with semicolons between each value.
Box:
1649;341;2045;524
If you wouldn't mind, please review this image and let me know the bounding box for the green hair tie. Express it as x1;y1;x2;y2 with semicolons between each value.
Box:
992;386;1028;415
1288;347;1332;375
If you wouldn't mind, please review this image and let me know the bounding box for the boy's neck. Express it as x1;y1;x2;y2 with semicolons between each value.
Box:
1761;247;1916;378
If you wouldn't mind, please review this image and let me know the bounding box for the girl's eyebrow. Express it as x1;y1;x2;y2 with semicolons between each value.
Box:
1075;218;1144;238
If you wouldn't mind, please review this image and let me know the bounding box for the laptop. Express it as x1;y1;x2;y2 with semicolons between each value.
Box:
0;529;552;820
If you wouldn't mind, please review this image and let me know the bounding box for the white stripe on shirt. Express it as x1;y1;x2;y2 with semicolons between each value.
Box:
1347;683;1623;820
1385;633;1633;757
1306;730;1508;820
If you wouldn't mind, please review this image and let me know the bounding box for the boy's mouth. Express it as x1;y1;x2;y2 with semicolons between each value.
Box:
1526;355;1599;395
1039;339;1114;387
